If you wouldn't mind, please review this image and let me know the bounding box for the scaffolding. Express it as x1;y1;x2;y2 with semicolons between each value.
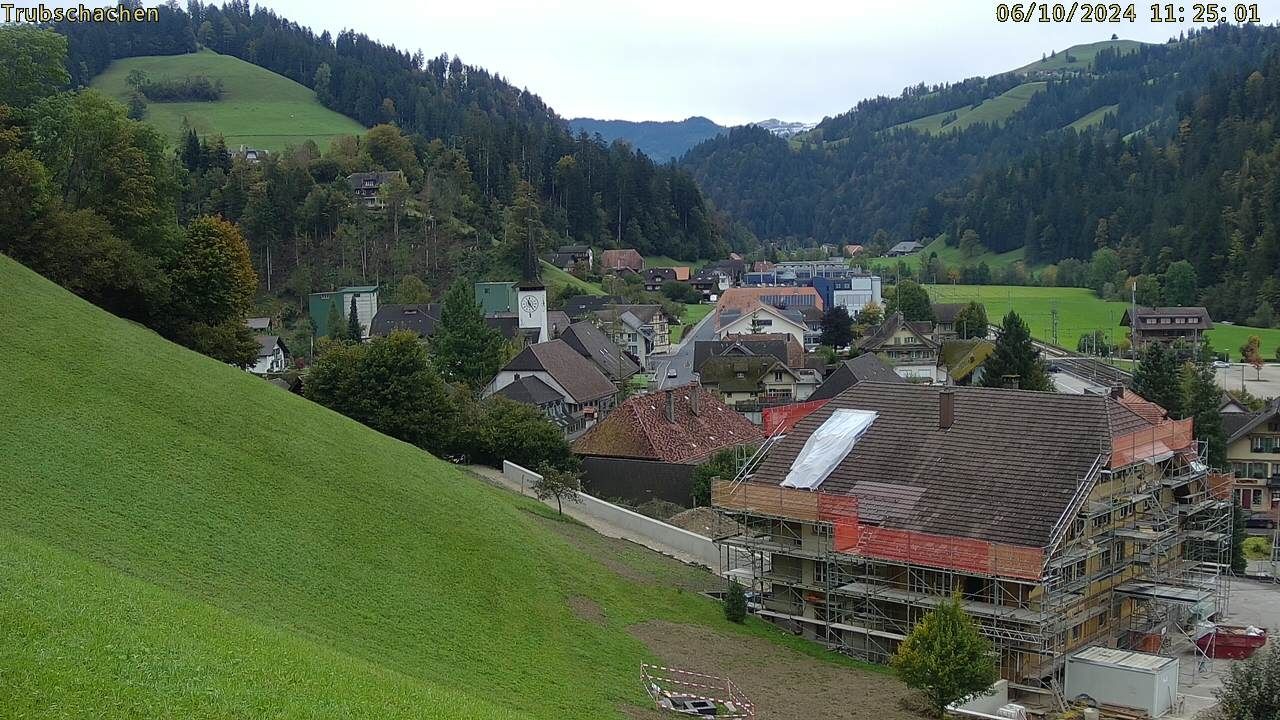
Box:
712;417;1230;696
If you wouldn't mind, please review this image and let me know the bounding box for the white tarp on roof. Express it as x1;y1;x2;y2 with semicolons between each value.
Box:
781;409;877;490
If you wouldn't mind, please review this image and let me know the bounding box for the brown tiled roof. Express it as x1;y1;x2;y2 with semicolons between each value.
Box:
502;340;616;404
560;321;640;381
601;249;644;270
748;383;1155;548
857;312;938;351
573;384;762;463
717;287;823;316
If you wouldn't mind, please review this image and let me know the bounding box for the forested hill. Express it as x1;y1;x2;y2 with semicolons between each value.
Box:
945;40;1280;325
682;26;1280;249
567;116;727;162
53;1;728;261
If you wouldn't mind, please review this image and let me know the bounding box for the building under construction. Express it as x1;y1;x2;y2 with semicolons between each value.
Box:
714;383;1231;698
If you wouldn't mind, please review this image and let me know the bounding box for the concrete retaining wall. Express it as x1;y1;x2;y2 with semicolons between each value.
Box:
503;460;721;569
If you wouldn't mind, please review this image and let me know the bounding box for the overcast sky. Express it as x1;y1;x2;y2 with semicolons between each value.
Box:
30;0;1280;124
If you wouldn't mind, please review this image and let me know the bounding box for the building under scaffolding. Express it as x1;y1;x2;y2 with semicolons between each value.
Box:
713;383;1231;699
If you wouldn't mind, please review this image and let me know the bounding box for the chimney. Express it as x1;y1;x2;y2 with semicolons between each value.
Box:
1110;383;1124;400
690;385;701;416
664;389;675;423
939;387;955;430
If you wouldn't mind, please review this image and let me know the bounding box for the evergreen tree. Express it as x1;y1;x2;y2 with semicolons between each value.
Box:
723;578;747;624
979;311;1050;391
953;301;988;340
1182;347;1227;467
431;279;506;394
1230;502;1248;574
1132;342;1183;415
892;595;998;717
325;298;343;340
346;295;362;342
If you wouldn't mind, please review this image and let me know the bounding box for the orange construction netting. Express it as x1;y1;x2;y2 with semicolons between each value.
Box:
714;481;1044;580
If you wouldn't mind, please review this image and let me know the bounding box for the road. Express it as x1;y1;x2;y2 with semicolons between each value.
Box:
647;307;718;390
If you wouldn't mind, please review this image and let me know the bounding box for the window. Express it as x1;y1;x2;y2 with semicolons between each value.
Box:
1252;436;1276;453
774;371;784;382
1101;548;1113;568
1071;624;1083;641
1251;462;1269;479
1114;541;1128;561
1233;462;1248;478
1092;514;1109;529
1118;504;1134;519
1098;608;1110;626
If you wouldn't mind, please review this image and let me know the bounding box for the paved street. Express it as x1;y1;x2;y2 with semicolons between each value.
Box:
647;307;718;390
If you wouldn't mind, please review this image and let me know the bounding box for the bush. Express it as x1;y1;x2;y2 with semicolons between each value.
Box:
1214;644;1280;720
138;74;224;102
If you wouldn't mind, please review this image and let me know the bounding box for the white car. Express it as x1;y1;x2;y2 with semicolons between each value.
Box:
1212;360;1231;369
666;368;679;379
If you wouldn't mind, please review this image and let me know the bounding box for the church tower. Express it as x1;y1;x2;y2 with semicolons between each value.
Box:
517;228;548;343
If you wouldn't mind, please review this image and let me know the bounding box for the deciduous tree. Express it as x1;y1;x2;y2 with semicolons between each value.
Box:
305;331;456;454
892;595;998;717
0;26;69;108
532;462;583;516
819;305;855;348
887;280;934;322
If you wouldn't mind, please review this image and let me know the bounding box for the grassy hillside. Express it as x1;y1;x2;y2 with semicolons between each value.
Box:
925;283;1280;360
540;260;605;296
0;255;893;718
867;237;1028;275
91;48;365;151
1014;39;1145;73
1066;104;1120;132
893;82;1046;136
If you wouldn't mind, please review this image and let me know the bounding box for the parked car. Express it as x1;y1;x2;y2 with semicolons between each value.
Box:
1245;514;1277;530
666;368;679;379
1213;360;1231;369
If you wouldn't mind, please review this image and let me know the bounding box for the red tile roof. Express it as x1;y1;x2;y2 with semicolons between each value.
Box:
1119;389;1169;425
572;384;762;464
716;287;823;316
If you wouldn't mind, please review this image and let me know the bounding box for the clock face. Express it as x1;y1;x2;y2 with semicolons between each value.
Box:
521;295;540;314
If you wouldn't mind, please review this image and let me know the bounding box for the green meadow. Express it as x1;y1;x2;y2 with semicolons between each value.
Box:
91;48;365;152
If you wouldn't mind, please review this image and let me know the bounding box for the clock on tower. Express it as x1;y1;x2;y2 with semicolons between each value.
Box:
516;279;547;343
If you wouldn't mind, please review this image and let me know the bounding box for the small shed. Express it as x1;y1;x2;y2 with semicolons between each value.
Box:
1064;647;1179;718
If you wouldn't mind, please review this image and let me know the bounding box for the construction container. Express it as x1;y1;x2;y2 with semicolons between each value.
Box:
1065;647;1179;718
1195;625;1268;660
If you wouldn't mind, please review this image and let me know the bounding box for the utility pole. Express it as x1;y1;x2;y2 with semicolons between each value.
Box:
1051;299;1059;348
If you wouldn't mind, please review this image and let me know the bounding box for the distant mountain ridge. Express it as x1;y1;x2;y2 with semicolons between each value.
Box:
566;116;727;162
566;115;820;162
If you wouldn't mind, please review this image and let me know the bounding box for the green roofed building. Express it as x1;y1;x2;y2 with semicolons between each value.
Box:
309;285;380;339
475;282;516;316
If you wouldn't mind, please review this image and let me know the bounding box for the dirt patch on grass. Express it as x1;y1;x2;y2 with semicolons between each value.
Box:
666;507;744;538
629;620;919;720
568;595;607;625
